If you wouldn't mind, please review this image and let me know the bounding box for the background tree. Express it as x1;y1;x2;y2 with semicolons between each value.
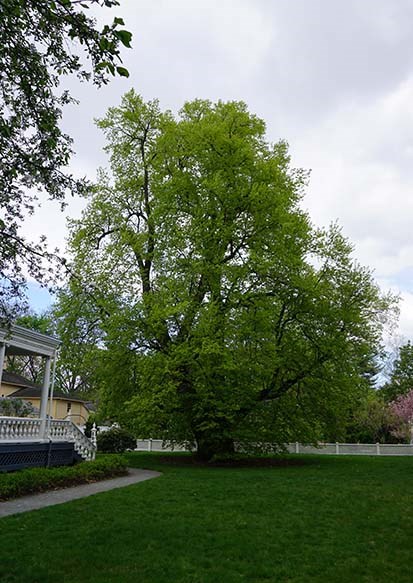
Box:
0;0;131;319
345;390;396;444
389;389;413;443
6;310;55;383
59;92;397;460
381;341;413;401
53;290;102;397
6;307;99;398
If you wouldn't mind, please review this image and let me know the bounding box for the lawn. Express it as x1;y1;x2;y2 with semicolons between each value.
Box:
1;453;413;582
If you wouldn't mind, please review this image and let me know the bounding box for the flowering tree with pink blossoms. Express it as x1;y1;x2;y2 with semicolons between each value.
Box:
390;389;413;443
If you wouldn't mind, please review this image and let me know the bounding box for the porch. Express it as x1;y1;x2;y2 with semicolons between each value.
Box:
0;324;96;471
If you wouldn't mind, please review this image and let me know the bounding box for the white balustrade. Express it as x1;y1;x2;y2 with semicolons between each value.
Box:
0;416;96;461
49;419;96;461
0;416;42;440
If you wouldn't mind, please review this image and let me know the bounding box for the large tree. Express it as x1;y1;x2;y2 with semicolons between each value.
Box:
0;0;131;319
60;92;397;460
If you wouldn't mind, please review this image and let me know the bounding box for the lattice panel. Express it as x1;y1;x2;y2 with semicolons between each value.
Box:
0;449;47;470
50;448;74;465
0;443;75;471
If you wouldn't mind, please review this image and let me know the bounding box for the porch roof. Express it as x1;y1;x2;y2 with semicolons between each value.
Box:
0;324;60;357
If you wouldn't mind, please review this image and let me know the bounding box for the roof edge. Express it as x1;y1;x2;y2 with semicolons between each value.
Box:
0;324;61;357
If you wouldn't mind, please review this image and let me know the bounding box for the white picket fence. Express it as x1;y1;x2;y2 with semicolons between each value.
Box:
285;442;413;456
135;439;413;456
136;439;191;453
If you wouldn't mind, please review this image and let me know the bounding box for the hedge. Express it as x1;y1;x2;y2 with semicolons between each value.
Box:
97;427;136;453
0;455;128;501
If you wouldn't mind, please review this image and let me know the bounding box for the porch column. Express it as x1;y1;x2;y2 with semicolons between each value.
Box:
0;343;5;394
46;353;58;435
40;356;52;439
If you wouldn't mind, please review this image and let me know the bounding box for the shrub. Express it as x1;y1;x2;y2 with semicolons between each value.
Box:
84;414;102;437
84;418;94;438
0;455;127;501
0;397;36;417
97;427;136;453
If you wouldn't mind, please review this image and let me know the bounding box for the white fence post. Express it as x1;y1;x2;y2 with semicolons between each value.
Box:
376;442;380;455
295;442;299;454
148;438;153;452
335;442;339;455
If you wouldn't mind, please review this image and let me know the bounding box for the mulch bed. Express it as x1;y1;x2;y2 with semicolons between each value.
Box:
156;455;310;468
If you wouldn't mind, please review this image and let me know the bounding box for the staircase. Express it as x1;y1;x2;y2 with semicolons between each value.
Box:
49;420;96;461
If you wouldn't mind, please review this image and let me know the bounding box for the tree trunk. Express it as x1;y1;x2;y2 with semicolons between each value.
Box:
195;434;235;462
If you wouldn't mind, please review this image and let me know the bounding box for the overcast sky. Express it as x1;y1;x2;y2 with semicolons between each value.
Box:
24;0;413;342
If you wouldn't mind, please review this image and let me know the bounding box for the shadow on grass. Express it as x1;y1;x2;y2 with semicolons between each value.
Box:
139;452;321;469
127;450;394;473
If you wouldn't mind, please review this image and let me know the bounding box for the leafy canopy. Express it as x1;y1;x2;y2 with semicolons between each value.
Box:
60;92;397;459
0;0;131;319
345;389;397;444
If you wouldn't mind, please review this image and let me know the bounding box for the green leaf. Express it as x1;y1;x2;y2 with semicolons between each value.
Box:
114;30;132;48
96;61;111;71
99;37;109;51
116;66;129;78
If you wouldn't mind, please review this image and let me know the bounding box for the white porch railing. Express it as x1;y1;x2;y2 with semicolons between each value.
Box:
0;417;41;440
0;416;96;461
49;419;96;461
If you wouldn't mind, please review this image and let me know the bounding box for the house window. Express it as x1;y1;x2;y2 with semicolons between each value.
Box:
66;402;72;413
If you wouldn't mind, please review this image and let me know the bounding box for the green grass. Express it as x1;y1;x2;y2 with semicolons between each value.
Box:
1;453;413;582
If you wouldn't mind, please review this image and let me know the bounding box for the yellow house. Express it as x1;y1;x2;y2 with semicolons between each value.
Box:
1;370;91;426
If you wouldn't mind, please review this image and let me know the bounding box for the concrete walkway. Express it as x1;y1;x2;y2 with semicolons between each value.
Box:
0;468;161;518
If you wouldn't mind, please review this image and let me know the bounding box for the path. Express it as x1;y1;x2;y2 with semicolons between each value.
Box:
0;468;161;518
